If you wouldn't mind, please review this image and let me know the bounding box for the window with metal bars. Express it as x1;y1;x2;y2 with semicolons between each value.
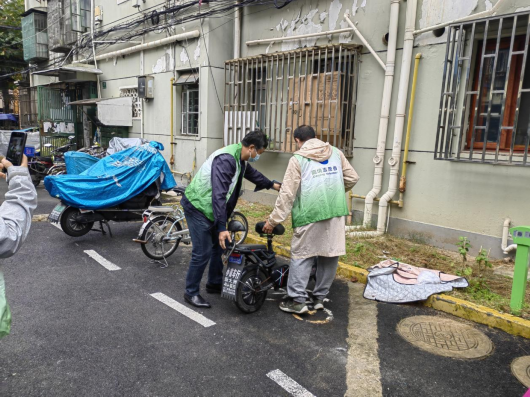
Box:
435;12;530;166
224;45;361;157
181;85;199;136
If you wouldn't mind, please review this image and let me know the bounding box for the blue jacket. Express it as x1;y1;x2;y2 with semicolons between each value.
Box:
181;154;273;232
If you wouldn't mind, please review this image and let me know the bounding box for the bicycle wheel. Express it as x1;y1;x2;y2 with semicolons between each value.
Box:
140;216;182;260
229;211;248;245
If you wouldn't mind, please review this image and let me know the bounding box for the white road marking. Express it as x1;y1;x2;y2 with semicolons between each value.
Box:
266;369;315;397
84;250;121;271
51;222;62;230
150;292;216;328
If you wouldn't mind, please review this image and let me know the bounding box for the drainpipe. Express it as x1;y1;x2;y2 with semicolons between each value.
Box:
170;77;175;167
140;35;144;140
234;2;241;58
377;0;418;233
350;0;400;228
90;0;101;99
398;53;421;208
502;218;517;254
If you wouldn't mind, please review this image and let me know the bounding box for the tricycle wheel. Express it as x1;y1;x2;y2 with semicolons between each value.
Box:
140;216;181;260
235;269;268;313
60;207;94;237
31;175;41;187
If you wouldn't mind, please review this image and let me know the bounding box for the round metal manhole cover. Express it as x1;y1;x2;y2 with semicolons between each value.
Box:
511;356;530;388
397;315;493;359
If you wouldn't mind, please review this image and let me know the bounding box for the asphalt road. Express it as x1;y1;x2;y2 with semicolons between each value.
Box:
0;184;529;396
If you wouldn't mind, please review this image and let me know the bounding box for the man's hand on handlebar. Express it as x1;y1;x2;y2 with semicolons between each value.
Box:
262;220;274;234
219;230;232;250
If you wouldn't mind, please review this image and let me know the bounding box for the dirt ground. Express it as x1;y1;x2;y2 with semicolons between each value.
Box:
236;200;530;319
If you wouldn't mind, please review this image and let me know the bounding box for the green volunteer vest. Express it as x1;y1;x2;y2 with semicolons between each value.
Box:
0;271;11;339
291;147;349;228
185;143;243;221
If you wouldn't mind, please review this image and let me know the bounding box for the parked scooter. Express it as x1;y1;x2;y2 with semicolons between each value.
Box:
49;183;163;237
28;155;54;187
45;136;78;176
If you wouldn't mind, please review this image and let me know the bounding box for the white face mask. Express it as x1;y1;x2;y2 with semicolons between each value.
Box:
248;148;260;163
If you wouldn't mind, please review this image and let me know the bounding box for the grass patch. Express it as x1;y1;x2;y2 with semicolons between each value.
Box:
236;199;530;319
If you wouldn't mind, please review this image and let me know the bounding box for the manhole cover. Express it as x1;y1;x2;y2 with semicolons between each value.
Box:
397;315;493;359
511;356;530;387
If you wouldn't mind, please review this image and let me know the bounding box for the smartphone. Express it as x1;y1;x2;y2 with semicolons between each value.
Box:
6;132;27;166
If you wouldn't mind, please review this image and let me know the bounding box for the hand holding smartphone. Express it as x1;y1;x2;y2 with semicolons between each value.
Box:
6;132;28;167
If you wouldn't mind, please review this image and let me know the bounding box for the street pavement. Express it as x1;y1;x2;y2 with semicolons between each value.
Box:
1;184;530;396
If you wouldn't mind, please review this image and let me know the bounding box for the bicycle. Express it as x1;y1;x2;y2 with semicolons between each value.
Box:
134;187;249;267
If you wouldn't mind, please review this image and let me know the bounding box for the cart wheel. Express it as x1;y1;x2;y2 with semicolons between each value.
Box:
140;216;182;260
60;207;93;237
235;269;268;313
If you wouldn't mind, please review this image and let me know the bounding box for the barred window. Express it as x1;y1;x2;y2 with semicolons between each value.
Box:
224;45;360;156
181;85;199;136
435;12;530;166
120;87;142;119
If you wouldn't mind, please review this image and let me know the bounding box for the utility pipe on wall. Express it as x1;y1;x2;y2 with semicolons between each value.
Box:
344;14;386;70
170;77;175;167
377;0;418;233
398;53;421;208
75;31;200;63
246;28;358;47
352;0;400;228
234;2;241;58
502;218;517;254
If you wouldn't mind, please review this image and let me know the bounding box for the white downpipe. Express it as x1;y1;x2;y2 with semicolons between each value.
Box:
377;0;418;233
502;218;517;254
234;3;241;58
413;0;508;36
75;31;200;63
140;35;144;140
344;14;386;70
90;0;101;99
246;28;357;47
357;0;400;228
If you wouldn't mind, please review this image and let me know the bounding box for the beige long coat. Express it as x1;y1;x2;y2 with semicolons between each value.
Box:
268;139;359;259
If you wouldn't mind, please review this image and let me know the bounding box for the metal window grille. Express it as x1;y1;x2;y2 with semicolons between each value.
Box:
48;0;78;53
37;86;76;123
22;11;49;62
435;12;530;166
181;85;199;136
19;87;38;128
224;44;361;156
120;88;142;118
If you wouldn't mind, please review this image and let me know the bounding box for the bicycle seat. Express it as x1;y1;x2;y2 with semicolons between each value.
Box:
236;244;267;251
255;222;285;236
148;206;173;213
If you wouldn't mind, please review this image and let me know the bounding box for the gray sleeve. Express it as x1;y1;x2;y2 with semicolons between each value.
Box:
0;167;37;259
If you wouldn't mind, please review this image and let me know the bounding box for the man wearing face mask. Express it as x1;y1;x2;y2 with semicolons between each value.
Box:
263;125;359;314
181;130;281;308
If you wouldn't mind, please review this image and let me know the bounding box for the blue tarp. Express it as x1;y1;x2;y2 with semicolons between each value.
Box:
45;142;176;210
0;114;17;122
64;152;100;175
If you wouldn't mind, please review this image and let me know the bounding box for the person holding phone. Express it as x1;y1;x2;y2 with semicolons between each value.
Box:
0;154;37;338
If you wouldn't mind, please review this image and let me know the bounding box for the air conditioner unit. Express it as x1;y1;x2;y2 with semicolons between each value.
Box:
138;76;154;99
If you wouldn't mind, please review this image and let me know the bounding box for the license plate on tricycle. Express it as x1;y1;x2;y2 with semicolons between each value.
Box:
221;255;245;301
48;203;66;223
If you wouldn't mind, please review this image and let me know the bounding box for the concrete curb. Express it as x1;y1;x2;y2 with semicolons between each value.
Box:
245;234;530;339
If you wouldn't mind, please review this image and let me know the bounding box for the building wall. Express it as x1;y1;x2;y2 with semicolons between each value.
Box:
238;0;530;257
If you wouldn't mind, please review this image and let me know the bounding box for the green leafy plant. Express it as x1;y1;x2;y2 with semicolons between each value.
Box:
475;247;492;276
456;236;471;262
353;243;365;255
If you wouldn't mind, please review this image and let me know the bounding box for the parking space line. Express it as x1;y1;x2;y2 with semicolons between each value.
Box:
84;250;121;271
150;292;216;328
51;222;62;230
266;369;315;397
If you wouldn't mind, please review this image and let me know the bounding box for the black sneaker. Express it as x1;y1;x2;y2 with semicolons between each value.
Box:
206;283;223;294
279;300;309;314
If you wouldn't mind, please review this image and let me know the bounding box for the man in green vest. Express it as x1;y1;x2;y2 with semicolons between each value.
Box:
263;125;359;314
181;130;280;308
